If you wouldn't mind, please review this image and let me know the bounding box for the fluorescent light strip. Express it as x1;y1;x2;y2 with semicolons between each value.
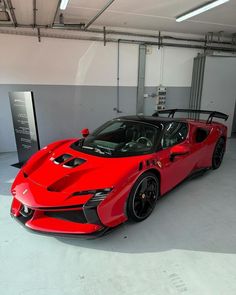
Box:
176;0;230;22
60;0;70;10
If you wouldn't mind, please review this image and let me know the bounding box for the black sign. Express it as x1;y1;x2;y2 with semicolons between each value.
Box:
9;91;40;167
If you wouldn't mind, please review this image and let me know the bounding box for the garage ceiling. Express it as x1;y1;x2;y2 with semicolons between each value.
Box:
10;0;59;26
2;0;236;35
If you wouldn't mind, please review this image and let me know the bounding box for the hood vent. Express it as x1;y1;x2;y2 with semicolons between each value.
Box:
63;158;86;168
54;154;72;164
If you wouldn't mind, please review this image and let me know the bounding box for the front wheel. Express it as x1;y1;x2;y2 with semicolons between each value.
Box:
127;172;159;222
212;137;226;169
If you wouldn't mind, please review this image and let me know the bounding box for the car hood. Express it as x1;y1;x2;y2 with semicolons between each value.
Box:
12;139;150;207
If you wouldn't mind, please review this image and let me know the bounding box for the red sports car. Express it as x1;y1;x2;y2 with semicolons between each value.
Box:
10;109;228;236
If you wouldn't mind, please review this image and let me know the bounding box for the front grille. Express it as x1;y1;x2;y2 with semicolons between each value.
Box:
45;209;87;223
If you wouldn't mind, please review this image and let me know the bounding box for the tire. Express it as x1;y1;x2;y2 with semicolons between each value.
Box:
212;137;226;170
127;172;159;222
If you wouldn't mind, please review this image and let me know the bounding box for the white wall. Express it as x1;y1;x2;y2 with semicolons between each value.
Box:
201;56;236;136
0;33;201;153
145;46;200;87
0;34;200;87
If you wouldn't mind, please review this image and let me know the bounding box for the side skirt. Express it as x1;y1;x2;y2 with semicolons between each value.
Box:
159;167;211;198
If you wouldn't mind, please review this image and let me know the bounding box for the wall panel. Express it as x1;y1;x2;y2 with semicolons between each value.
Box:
0;33;200;152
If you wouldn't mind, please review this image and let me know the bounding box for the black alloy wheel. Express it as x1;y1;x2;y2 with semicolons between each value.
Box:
212;137;226;169
127;172;159;222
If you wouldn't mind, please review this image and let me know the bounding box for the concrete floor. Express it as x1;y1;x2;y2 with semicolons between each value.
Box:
0;139;236;295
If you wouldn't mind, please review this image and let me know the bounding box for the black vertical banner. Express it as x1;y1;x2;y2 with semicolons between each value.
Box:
9;91;40;167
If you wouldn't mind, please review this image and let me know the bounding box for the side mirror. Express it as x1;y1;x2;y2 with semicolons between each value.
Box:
81;128;89;138
170;144;190;162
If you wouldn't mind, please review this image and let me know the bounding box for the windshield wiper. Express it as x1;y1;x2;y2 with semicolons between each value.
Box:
82;145;94;150
82;145;111;156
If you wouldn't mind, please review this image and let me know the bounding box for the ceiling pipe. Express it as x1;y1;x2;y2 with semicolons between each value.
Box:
52;24;234;46
115;39;122;113
33;0;37;28
0;24;48;29
0;26;236;52
54;23;85;29
37;27;41;42
0;21;233;47
5;0;17;27
0;26;235;52
49;25;236;48
53;23;159;37
162;34;233;46
0;23;235;52
83;0;116;30
52;0;62;26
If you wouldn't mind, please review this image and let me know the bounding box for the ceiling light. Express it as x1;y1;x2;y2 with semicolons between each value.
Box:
60;0;70;10
176;0;230;22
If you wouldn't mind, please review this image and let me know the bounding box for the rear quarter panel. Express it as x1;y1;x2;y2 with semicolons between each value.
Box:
190;121;227;168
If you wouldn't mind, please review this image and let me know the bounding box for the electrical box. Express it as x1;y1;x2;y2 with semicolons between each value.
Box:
156;86;167;110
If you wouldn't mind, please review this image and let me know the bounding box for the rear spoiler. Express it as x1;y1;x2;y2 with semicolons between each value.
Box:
152;109;228;124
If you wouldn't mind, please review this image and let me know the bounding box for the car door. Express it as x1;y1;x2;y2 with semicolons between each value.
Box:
155;121;195;194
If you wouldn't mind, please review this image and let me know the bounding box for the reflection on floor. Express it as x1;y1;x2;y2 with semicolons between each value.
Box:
0;139;236;295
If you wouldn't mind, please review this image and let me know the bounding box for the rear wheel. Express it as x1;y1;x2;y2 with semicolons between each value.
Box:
127;172;159;222
212;137;226;169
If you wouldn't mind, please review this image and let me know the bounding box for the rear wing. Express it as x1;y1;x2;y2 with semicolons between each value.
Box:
152;109;228;124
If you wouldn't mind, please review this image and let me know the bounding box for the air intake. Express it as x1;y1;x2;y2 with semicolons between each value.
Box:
63;158;86;168
54;154;72;164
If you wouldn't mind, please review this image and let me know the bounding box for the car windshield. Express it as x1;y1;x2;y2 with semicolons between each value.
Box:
71;120;162;157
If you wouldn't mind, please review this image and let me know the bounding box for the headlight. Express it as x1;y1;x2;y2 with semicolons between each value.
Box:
89;188;113;204
72;188;113;205
72;188;112;196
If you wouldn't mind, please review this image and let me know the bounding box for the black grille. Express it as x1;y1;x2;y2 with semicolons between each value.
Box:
54;154;72;164
45;210;87;223
63;158;86;168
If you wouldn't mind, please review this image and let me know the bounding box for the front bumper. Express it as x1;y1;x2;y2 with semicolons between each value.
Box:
11;197;107;237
